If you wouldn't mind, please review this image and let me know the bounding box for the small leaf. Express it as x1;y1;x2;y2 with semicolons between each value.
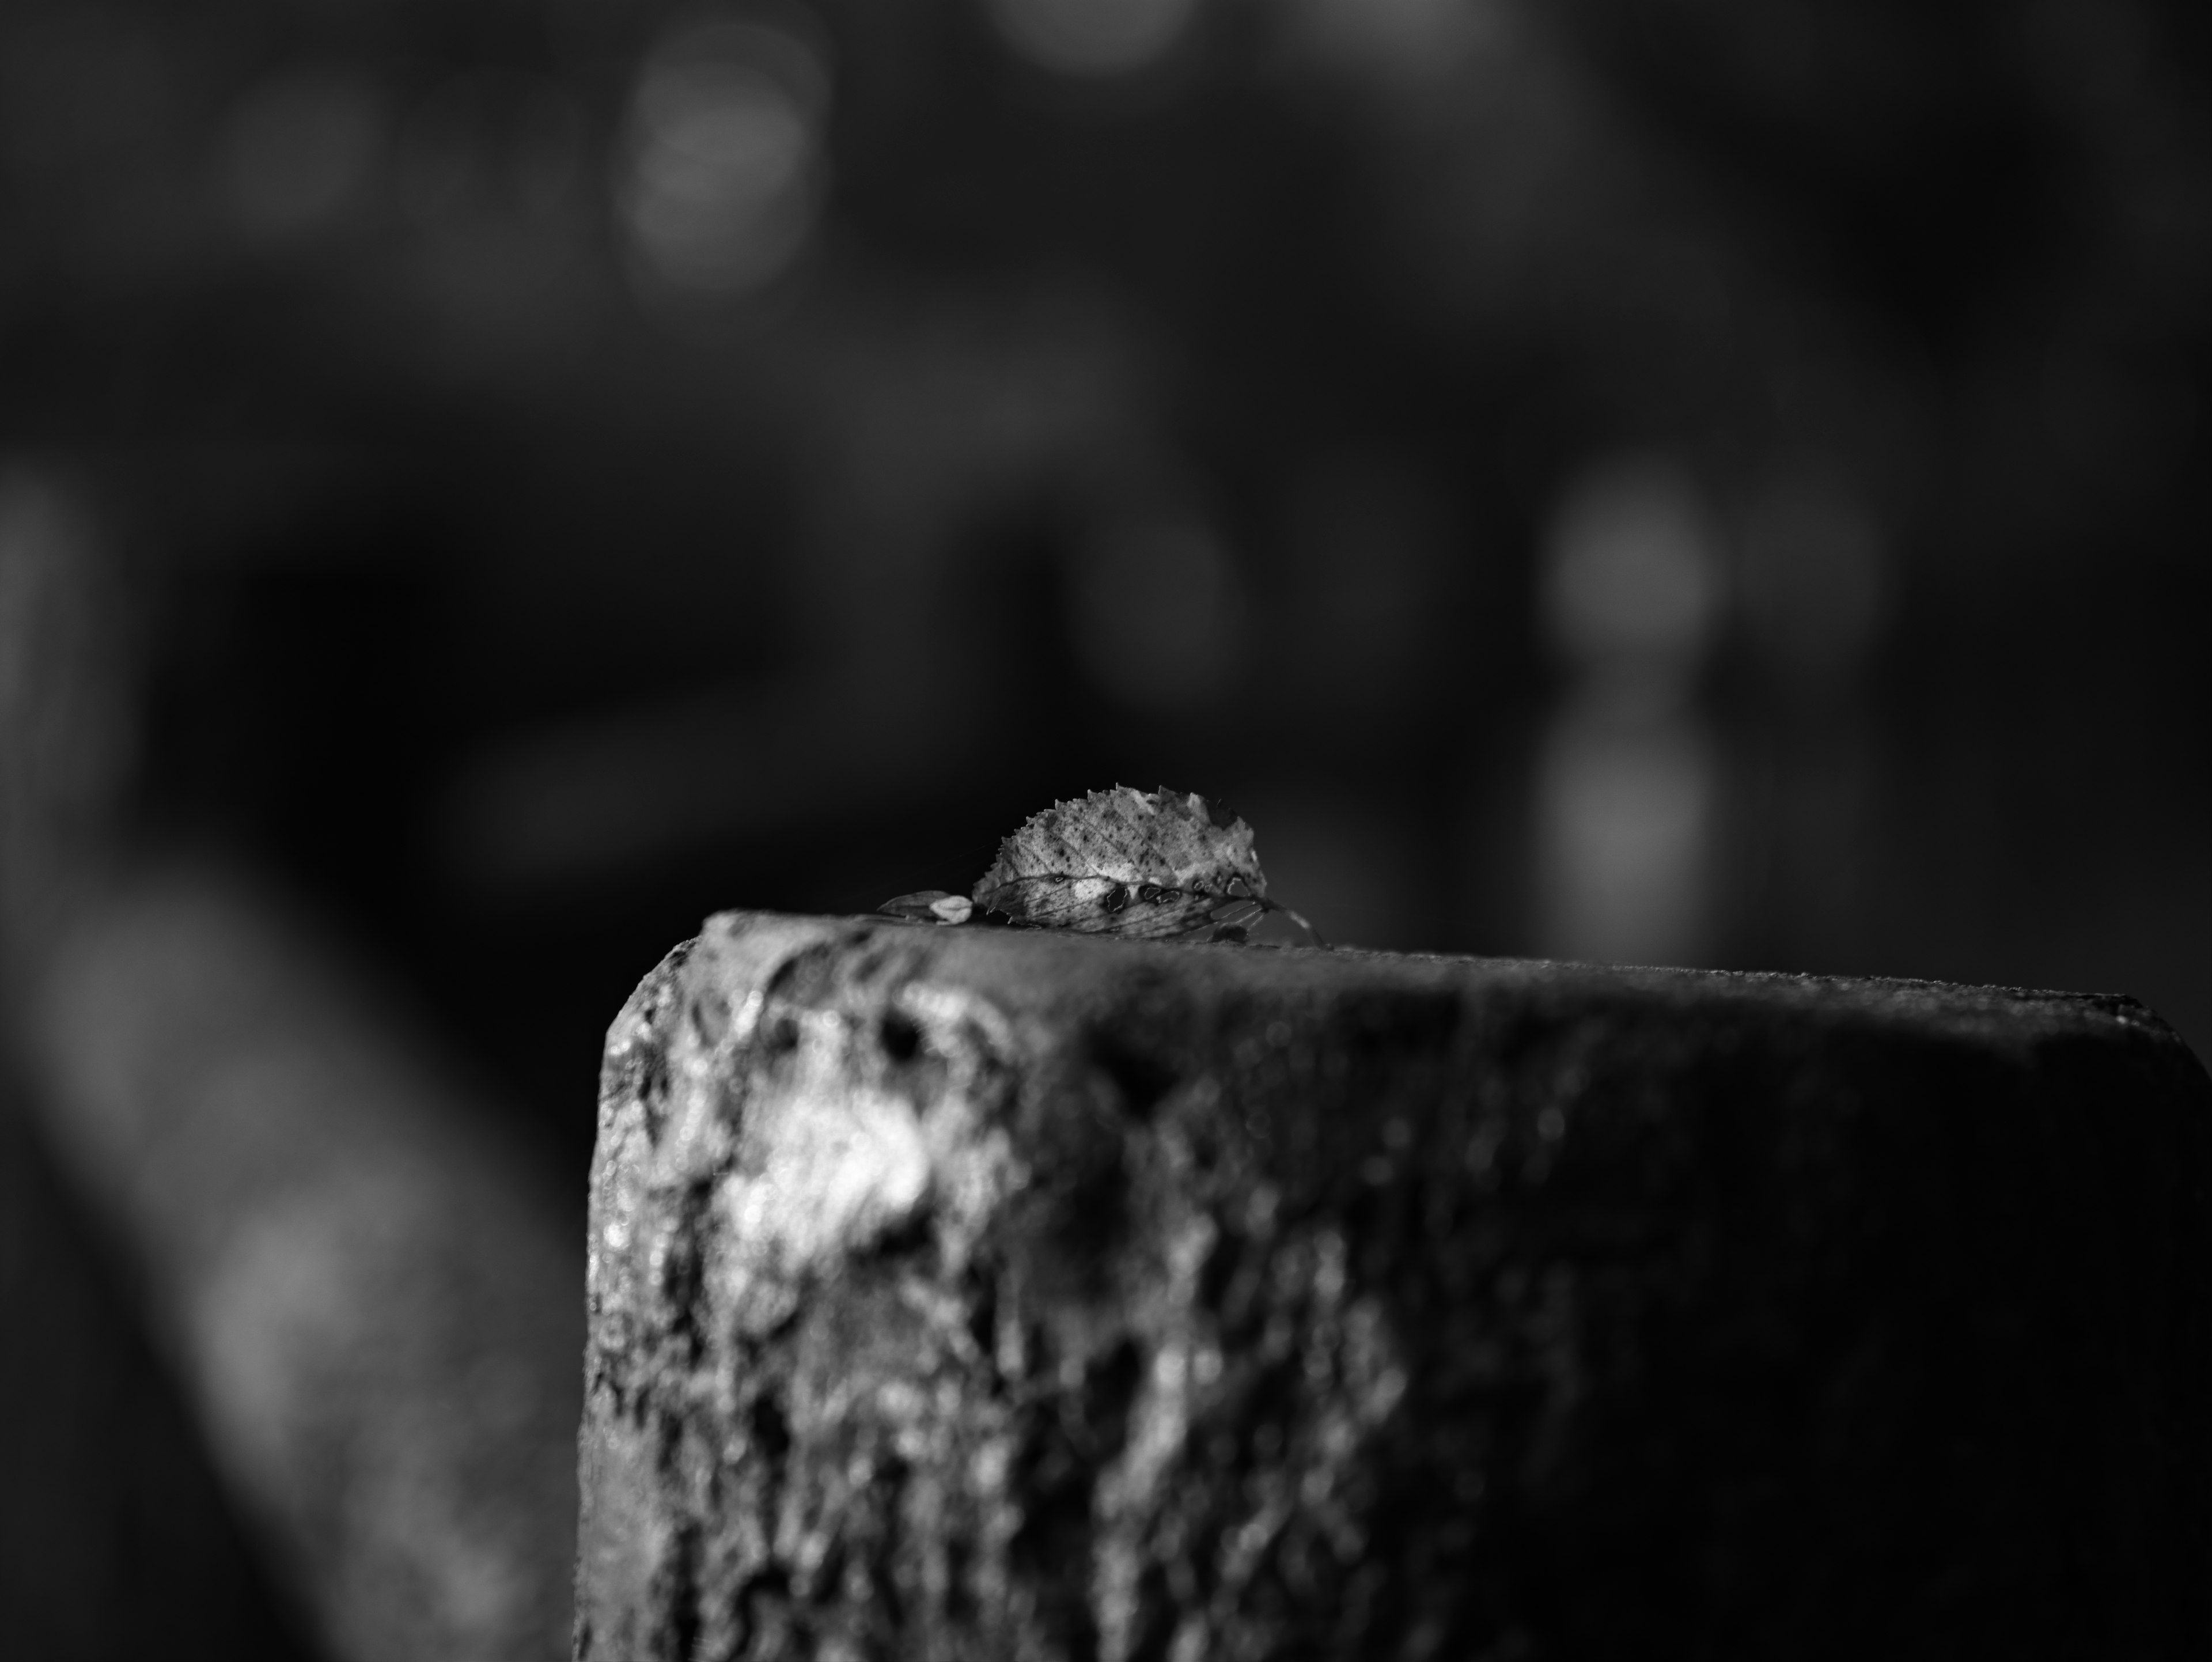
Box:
972;786;1271;937
878;890;972;926
885;788;1327;947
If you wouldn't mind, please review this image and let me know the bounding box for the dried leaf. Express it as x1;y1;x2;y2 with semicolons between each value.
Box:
878;786;1325;945
972;785;1269;940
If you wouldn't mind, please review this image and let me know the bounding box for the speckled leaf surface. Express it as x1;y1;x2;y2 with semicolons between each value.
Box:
971;786;1267;938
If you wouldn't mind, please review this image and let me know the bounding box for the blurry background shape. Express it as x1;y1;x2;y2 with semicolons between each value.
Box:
27;873;584;1662
1236;789;1432;951
1726;457;1889;981
1540;456;1722;675
1738;462;1887;687
1275;450;1455;719
1535;695;1718;968
1063;505;1248;711
390;68;603;383
985;0;1200;77
0;1073;316;1661
1281;0;1499;84
1;468;579;1662
618;10;832;298
397;71;586;231
1533;455;1725;966
0;471;135;951
219;65;388;244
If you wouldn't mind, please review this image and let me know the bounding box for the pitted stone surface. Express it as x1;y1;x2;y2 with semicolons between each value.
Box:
576;915;2212;1660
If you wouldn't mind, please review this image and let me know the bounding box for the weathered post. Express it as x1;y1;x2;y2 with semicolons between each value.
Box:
577;912;2211;1658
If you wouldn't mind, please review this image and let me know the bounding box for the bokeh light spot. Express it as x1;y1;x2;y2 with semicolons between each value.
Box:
218;66;387;243
619;15;831;297
1540;455;1722;671
1533;453;1723;967
986;0;1200;78
1282;0;1502;83
1536;702;1716;967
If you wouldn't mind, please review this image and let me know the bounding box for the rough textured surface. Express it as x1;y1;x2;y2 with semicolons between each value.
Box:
577;913;2212;1660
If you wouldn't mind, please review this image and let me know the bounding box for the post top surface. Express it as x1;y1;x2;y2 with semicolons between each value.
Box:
671;908;2196;1069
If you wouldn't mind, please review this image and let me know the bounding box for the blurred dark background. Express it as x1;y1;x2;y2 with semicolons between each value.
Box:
2;0;2208;1653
